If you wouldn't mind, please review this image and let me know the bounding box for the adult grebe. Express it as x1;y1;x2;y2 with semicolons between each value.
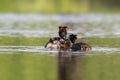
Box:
45;26;70;50
45;37;71;50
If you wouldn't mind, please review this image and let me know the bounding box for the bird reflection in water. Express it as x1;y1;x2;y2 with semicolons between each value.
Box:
58;51;81;80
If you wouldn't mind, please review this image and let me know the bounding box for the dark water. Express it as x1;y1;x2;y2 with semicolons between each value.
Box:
58;51;81;80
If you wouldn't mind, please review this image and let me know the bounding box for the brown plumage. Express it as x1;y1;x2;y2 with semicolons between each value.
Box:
71;42;92;51
45;37;71;50
59;39;71;50
45;26;92;51
69;34;92;51
58;26;67;39
44;37;61;50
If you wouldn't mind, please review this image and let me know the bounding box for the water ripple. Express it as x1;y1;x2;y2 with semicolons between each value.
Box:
0;46;119;55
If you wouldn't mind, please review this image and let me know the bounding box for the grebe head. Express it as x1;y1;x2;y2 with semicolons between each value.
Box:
59;26;67;30
58;26;67;39
69;34;77;44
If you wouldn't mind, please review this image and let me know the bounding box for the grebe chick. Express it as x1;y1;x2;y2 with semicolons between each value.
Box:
44;37;61;50
69;34;92;51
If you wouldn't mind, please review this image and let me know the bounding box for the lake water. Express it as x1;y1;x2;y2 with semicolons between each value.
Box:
0;13;120;38
0;13;120;80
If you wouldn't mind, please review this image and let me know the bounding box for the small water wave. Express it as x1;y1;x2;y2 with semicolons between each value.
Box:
0;46;119;55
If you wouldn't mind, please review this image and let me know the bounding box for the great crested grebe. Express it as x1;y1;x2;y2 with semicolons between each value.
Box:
59;39;71;50
45;37;71;50
45;26;71;50
69;34;92;51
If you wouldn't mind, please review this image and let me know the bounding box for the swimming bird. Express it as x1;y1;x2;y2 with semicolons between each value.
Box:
45;37;71;50
44;37;61;50
59;39;71;50
69;34;92;51
45;26;91;51
45;26;70;50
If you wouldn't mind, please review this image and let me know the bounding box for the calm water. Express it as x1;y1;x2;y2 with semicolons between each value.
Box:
0;14;120;80
0;46;120;80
